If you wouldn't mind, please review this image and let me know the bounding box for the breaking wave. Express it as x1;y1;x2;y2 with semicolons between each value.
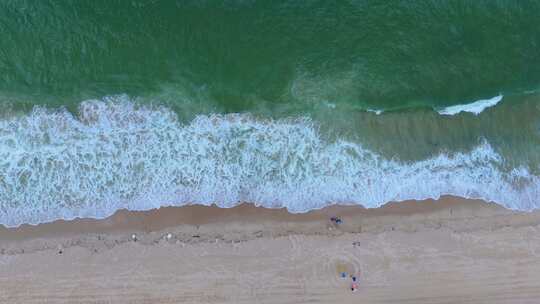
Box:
437;95;503;115
0;95;538;227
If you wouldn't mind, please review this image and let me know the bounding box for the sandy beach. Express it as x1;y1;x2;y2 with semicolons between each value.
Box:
1;196;540;304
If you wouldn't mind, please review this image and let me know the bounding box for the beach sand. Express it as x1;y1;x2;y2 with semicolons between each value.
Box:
1;196;540;303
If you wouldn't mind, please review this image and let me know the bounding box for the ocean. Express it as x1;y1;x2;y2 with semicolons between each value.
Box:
1;0;539;227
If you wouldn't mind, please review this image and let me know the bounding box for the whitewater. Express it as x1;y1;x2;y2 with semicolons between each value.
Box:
0;95;539;227
438;95;503;115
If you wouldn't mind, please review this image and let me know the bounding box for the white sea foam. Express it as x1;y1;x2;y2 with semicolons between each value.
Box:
437;95;503;115
0;95;538;227
367;109;383;115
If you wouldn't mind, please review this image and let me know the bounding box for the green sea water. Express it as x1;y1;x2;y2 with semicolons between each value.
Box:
1;0;539;226
2;1;540;112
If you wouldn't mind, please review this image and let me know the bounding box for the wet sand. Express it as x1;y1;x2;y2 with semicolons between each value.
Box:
1;196;540;303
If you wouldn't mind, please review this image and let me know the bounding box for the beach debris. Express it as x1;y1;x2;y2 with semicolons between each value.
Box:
131;234;137;242
336;263;348;278
57;245;63;255
352;241;361;247
166;233;172;240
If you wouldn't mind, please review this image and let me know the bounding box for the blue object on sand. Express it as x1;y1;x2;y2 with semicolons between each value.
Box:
352;276;357;282
341;272;347;278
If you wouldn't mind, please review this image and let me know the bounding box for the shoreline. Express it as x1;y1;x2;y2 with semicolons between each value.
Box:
0;196;506;239
2;196;540;303
0;195;533;249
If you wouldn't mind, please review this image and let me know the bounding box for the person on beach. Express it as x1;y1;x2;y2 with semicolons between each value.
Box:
330;216;342;224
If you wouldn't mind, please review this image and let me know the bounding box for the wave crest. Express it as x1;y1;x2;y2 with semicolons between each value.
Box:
0;95;538;227
437;95;503;115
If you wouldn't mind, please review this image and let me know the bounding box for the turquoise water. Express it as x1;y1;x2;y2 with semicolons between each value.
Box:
0;1;539;226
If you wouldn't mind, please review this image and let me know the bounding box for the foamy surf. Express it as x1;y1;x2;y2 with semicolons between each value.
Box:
0;95;538;227
437;95;503;115
366;109;383;115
